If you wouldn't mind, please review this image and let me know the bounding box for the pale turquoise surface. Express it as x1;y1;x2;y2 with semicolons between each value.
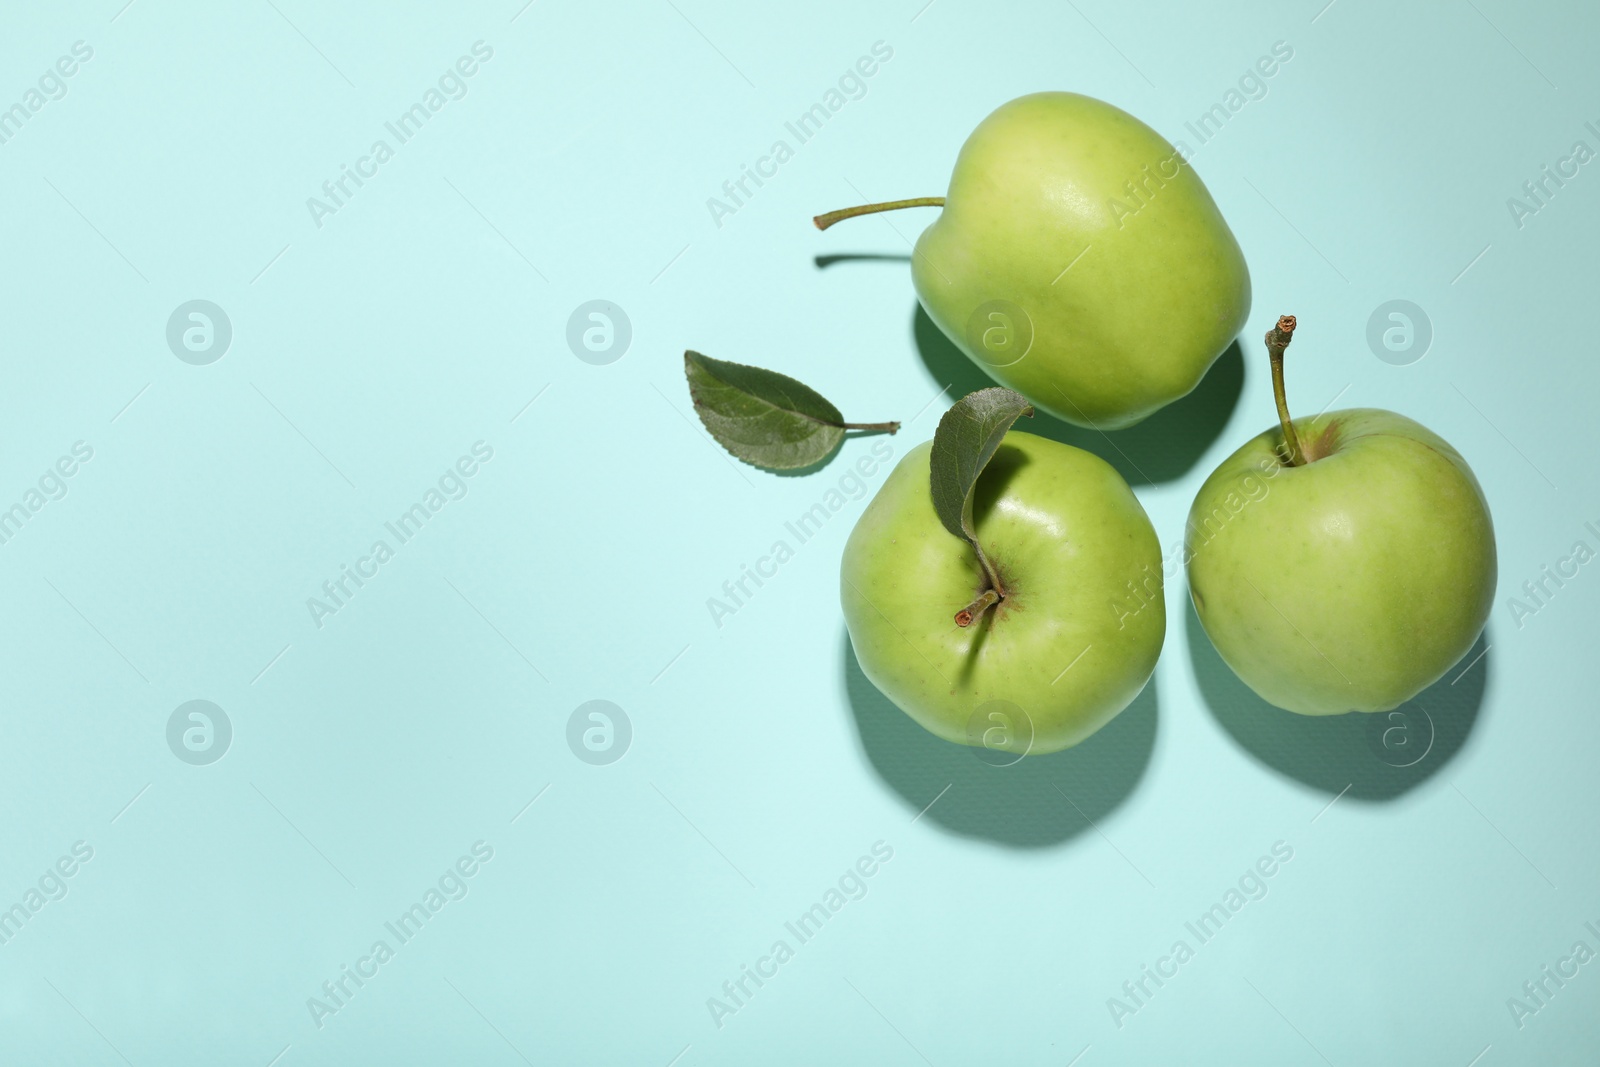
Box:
0;1;1597;1063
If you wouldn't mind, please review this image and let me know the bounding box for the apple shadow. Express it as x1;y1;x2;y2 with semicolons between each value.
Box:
842;630;1157;847
911;304;1245;486
1185;598;1489;800
813;253;914;269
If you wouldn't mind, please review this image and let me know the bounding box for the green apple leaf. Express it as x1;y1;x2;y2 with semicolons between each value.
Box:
929;387;1034;545
684;351;898;471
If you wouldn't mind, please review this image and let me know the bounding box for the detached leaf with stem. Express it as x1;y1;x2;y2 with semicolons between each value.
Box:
684;351;899;471
929;387;1034;626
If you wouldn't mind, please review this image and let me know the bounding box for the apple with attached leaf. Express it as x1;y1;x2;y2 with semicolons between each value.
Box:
841;389;1163;756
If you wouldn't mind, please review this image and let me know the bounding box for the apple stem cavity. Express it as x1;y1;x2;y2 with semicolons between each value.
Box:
812;197;946;231
955;588;1000;628
1266;314;1305;467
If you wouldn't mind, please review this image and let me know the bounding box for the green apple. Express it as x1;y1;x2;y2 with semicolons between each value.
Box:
815;92;1250;429
1185;318;1496;715
841;430;1164;755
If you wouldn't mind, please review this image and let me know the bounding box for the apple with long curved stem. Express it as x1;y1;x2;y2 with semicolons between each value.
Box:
1185;316;1497;715
815;92;1250;430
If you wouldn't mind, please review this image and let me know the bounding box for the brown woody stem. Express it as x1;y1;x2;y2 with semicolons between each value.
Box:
813;198;946;231
953;540;1009;626
955;588;1000;628
1267;315;1304;467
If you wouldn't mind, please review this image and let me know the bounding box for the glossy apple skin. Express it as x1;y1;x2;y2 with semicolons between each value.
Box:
1186;408;1496;715
912;92;1251;430
841;431;1164;754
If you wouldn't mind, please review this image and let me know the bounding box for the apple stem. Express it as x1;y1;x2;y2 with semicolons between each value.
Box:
955;588;1000;628
837;420;901;434
1267;315;1304;467
812;198;946;231
954;540;1008;626
972;542;1006;598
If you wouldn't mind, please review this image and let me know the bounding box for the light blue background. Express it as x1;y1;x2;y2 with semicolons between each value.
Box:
1;0;1596;1063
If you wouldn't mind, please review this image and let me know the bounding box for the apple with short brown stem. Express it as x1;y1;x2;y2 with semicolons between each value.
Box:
1185;316;1497;715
